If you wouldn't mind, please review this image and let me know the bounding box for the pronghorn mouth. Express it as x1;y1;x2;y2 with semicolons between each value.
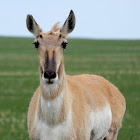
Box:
47;81;54;84
44;78;54;84
47;78;54;84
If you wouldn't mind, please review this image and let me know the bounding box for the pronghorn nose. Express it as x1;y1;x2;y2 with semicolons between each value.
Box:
44;71;56;79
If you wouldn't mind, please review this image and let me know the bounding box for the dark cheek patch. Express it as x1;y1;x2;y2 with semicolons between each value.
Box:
33;41;39;48
62;42;68;50
59;34;62;38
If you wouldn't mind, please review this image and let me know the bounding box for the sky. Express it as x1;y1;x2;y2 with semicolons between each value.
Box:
0;0;140;39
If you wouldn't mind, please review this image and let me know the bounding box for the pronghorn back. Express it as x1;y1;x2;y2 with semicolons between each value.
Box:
26;10;125;140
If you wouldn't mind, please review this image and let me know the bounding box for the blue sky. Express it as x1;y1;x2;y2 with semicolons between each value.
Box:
0;0;140;39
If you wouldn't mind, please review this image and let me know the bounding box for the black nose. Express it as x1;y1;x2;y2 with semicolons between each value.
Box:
44;71;56;79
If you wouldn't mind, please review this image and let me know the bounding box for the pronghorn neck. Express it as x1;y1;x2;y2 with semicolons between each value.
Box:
38;62;71;125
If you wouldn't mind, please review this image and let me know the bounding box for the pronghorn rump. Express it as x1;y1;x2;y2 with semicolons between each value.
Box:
26;10;126;140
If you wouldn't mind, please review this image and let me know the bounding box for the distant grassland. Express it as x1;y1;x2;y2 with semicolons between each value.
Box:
0;37;140;139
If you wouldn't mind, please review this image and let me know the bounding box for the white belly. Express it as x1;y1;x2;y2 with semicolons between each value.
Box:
90;104;112;140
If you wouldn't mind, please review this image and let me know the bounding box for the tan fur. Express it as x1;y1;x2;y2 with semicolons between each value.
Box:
28;88;40;139
51;22;60;32
27;11;125;140
28;74;125;139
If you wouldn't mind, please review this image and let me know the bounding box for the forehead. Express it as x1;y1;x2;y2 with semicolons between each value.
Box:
36;31;66;47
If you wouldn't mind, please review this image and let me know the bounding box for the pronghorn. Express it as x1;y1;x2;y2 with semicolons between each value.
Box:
26;10;126;140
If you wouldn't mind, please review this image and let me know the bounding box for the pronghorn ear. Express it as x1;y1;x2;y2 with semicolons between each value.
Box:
60;10;75;37
26;15;42;37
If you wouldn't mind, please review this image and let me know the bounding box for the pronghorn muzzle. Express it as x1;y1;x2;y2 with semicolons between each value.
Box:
43;51;57;83
44;71;56;80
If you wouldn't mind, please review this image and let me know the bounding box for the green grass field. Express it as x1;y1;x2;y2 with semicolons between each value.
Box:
0;37;140;139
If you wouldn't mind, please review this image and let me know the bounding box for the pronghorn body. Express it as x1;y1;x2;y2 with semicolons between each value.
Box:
26;11;126;140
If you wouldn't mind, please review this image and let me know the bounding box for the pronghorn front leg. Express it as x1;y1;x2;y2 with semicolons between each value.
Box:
104;129;119;140
29;129;40;140
90;130;94;140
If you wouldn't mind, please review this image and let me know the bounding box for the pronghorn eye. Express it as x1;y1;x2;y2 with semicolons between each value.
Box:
62;42;68;50
40;35;43;38
33;41;39;48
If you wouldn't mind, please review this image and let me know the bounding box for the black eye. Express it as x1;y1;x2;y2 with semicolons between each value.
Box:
62;42;68;50
33;41;39;48
40;35;43;38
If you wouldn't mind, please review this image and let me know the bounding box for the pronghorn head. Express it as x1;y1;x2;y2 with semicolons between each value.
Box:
26;10;75;84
